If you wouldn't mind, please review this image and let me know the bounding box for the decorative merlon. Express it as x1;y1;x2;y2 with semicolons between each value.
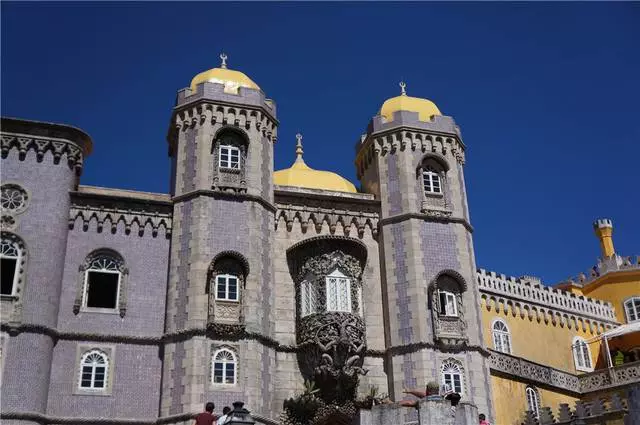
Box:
1;134;86;175
275;203;379;238
477;268;618;326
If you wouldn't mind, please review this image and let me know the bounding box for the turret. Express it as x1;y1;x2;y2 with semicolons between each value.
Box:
355;83;493;419
0;117;92;418
161;55;277;417
593;218;615;258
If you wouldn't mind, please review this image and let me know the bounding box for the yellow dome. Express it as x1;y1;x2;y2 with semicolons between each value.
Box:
274;135;357;193
190;54;260;94
380;82;441;122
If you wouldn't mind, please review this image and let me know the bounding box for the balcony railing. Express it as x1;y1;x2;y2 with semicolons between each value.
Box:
488;350;640;395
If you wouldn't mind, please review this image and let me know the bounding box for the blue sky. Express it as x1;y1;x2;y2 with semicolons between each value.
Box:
2;2;638;284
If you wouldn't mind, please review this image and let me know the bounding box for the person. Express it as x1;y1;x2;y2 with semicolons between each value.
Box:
479;413;490;425
217;406;232;425
194;402;217;425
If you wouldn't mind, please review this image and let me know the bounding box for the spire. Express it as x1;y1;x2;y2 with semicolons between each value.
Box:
295;133;305;164
399;81;407;96
220;52;228;69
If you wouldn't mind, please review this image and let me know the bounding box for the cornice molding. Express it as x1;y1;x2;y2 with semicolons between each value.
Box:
379;212;473;233
172;189;277;213
1;133;86;176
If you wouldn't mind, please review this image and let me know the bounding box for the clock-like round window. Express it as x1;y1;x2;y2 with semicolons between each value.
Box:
1;184;28;214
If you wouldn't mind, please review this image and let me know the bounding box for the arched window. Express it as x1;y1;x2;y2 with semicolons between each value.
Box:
1;234;24;296
572;336;593;372
212;348;237;385
624;297;640;323
82;251;125;310
300;280;318;317
79;350;109;390
525;386;540;419
423;165;442;195
441;359;464;394
325;269;351;313
435;275;462;318
216;273;239;301
492;319;512;354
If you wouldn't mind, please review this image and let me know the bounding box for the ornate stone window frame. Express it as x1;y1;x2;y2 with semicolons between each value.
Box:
440;358;465;395
416;154;450;214
0;183;29;216
0;232;27;325
210;345;238;387
74;344;115;396
491;318;512;354
525;385;541;419
0;232;26;298
572;336;593;372
207;251;248;325
623;297;640;323
429;270;468;345
212;128;248;192
74;249;128;318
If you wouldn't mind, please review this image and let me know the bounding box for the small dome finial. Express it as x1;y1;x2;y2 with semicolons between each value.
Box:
220;52;228;69
399;81;407;96
295;133;304;162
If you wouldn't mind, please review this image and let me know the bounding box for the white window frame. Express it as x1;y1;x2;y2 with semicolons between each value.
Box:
422;166;442;195
78;350;109;391
624;297;640;323
441;359;464;395
211;348;237;385
492;319;512;354
525;386;540;419
0;237;22;297
438;290;458;317
572;336;593;372
218;145;240;170
325;269;352;313
215;274;239;302
300;280;318;317
82;256;122;311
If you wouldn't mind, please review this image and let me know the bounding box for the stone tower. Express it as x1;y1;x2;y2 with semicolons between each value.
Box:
161;56;278;416
355;84;494;417
1;118;92;423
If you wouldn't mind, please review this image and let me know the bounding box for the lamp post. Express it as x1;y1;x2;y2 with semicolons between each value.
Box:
225;402;255;425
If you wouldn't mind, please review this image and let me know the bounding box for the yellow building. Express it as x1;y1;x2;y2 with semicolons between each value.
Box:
480;219;639;424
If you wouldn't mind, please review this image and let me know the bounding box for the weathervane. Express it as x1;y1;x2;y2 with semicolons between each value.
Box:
220;53;228;69
295;133;304;161
399;81;407;96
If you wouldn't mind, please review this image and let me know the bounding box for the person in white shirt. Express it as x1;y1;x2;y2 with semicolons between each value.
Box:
217;406;231;425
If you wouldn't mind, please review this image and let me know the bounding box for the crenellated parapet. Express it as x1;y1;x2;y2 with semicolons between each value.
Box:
559;254;640;288
1;117;92;175
477;269;618;332
275;188;380;238
68;186;172;238
355;115;466;180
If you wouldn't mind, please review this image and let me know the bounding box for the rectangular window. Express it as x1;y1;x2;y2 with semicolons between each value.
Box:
439;291;457;317
326;276;351;312
219;146;240;169
213;363;224;383
216;275;239;301
225;363;235;384
0;258;16;295
301;281;317;317
86;271;119;309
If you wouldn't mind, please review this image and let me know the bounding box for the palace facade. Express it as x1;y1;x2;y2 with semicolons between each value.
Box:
1;59;638;425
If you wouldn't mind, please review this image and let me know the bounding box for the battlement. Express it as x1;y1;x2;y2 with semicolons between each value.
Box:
559;255;640;288
593;218;613;229
477;269;617;324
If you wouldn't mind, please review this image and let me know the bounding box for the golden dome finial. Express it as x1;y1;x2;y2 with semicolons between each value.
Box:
399;81;407;96
295;133;304;163
220;52;228;69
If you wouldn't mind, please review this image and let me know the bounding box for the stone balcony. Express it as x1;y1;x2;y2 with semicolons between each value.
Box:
488;350;640;395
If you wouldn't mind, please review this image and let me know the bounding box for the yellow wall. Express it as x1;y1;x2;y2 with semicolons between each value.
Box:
481;298;601;373
490;375;578;425
580;270;640;324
